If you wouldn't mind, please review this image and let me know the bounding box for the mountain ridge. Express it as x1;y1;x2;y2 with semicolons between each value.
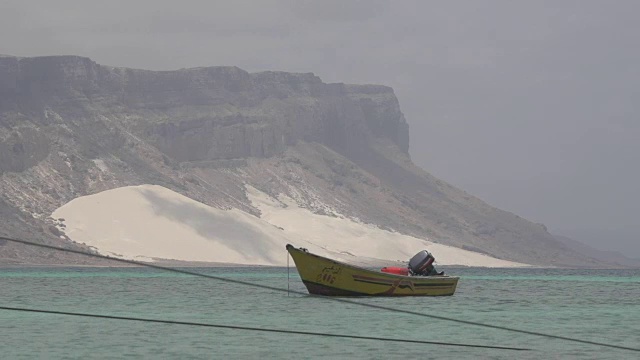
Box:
0;55;627;267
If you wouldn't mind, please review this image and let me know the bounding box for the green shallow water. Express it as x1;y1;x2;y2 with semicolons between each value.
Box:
1;267;639;359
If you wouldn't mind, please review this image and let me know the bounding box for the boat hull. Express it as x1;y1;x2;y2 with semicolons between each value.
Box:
286;245;458;296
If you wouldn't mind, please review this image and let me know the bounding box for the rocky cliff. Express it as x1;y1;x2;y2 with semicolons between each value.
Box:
0;55;611;267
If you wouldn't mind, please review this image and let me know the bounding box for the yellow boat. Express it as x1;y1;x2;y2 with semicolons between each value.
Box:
286;244;459;296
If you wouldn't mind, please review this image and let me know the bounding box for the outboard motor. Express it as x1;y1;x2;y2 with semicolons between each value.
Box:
408;250;436;276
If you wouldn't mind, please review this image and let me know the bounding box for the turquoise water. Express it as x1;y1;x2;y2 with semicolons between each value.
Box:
1;267;639;359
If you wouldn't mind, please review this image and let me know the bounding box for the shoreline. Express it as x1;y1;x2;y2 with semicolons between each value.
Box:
0;262;277;269
3;263;634;270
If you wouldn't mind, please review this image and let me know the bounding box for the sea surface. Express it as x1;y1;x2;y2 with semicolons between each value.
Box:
1;266;638;359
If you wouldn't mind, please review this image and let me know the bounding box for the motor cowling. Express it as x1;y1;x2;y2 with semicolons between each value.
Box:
408;250;436;276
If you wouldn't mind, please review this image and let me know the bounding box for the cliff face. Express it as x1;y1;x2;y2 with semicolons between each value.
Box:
0;55;604;266
0;56;409;163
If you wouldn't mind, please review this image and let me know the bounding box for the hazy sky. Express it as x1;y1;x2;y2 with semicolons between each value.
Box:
2;0;638;256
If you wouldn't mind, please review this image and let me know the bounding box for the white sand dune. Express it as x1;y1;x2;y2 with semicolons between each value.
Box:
52;184;527;267
246;186;526;267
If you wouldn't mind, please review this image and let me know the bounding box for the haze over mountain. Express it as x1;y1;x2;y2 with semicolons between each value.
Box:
1;0;637;258
1;55;635;267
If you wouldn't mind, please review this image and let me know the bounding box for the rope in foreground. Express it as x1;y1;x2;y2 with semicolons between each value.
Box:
0;306;530;351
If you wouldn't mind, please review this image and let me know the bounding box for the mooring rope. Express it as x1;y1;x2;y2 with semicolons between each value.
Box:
0;306;530;351
1;236;638;353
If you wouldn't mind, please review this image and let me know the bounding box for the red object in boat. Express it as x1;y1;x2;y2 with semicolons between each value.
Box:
380;267;409;276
